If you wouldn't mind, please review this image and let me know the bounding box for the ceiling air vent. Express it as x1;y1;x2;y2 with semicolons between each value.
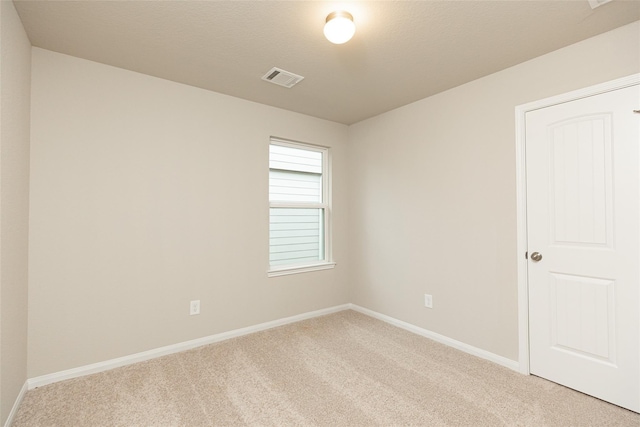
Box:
261;67;304;88
587;0;612;9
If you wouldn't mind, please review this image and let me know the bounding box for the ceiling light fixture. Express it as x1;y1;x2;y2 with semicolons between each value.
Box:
323;11;355;44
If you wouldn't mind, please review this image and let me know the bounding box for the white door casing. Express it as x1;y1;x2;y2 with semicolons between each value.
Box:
515;74;640;413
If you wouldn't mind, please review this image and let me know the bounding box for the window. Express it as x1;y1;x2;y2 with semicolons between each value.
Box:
268;139;334;276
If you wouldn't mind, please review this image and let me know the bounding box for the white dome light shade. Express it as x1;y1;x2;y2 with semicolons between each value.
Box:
323;11;355;44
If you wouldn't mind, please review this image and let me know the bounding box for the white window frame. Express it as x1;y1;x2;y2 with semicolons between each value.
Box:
268;138;335;277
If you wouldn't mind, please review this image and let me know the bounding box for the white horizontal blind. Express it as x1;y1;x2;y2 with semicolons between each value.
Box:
269;170;321;203
269;142;326;268
269;144;322;174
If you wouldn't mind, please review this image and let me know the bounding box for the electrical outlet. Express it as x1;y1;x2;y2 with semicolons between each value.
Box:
424;294;433;309
190;300;200;315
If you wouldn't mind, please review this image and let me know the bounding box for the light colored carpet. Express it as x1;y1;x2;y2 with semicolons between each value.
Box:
13;310;640;426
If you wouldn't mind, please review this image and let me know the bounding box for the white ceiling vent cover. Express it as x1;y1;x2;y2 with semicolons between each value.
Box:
587;0;612;9
261;67;304;88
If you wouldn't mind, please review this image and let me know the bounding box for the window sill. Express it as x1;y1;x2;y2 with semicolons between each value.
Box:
268;262;336;278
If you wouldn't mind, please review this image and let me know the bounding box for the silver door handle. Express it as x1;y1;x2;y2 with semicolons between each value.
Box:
530;252;543;262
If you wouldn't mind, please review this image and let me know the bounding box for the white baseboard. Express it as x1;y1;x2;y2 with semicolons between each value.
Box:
4;381;28;427
27;304;351;390
349;304;520;372
27;302;519;391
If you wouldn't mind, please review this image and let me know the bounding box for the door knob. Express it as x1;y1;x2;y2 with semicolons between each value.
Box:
530;252;543;262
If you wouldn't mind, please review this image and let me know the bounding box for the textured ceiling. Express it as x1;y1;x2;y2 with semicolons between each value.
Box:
13;1;640;125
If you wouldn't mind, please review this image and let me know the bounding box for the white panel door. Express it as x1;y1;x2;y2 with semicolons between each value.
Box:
526;84;640;412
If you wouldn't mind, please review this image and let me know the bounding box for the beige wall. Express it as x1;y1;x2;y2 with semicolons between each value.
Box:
28;48;349;377
24;19;640;379
0;0;31;423
348;21;640;361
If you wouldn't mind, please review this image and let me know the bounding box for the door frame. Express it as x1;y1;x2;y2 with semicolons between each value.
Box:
515;73;640;376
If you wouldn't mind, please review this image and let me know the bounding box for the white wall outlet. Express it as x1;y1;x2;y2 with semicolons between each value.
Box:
190;300;200;315
424;294;433;309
